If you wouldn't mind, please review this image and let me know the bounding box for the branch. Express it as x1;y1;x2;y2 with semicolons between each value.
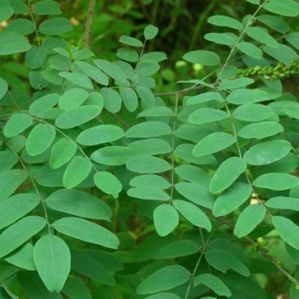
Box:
83;0;97;48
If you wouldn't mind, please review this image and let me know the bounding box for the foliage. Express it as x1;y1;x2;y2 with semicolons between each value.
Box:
0;0;299;298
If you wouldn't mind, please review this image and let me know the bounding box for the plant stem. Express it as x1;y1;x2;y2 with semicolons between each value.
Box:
83;0;97;48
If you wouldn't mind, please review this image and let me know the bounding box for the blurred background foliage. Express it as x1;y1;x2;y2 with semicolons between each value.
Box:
1;0;299;95
45;0;299;92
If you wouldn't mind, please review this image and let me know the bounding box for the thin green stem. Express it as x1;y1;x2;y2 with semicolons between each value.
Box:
217;0;268;80
27;0;41;47
184;231;215;299
155;70;217;97
3;141;52;235
169;93;180;202
223;97;266;206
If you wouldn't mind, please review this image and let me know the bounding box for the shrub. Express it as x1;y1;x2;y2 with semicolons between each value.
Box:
0;0;299;298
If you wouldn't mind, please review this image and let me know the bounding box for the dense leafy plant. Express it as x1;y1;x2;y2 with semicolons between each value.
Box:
0;0;299;298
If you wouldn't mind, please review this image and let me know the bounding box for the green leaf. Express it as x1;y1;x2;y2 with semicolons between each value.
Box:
5;243;35;271
0;0;14;21
253;173;299;191
188;108;228;125
29;93;59;117
238;42;263;59
0;77;8;100
243;140;292;165
226;88;268;105
234;205;266;238
0;216;46;258
6;18;36;35
219;78;254;90
272;216;299;249
127;187;170;201
59;72;93;89
0;169;28;200
33;0;61;15
233;103;275;122
52;217;119;249
126;155;171;174
34;235;70;292
39;17;72;35
238;121;283;139
26;124;56;156
19;272;63;299
46;189;112;220
25;46;47;69
0;31;31;55
119;86;138;112
265;196;299;211
0;193;40;230
246;27;278;48
126;121;172;138
55;105;101;129
0;151;17;172
194;273;231;297
186;92;224;105
93;59;127;84
183;50;220;66
153;204;179;236
175;182;214;209
153;240;199;259
62;277;92;299
63;156;92;188
94;171;122;198
101;88;122;113
77;124;124;146
75;61;109;86
129;138;171;155
116;48;139;62
136;86;155;107
213;182;252;217
204;32;236;46
137;265;191;294
138;106;174;118
263;44;298;65
119;35;143;47
58;88;89;111
257;14;290;34
49;138;77;169
205;248;250;276
86;92;104;110
71;250;115;286
91;146;133;166
286;32;299;50
144;24;159;40
208;15;243;31
130;174;170;189
264;0;299;17
173;200;212;231
4;113;33;138
193;132;235;157
209;157;247;194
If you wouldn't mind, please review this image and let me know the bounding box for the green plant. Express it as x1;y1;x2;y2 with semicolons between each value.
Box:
0;0;299;298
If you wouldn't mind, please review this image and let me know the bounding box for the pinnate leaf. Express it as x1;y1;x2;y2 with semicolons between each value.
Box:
52;217;119;249
234;205;266;238
34;235;71;292
153;204;179;236
137;265;191;294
